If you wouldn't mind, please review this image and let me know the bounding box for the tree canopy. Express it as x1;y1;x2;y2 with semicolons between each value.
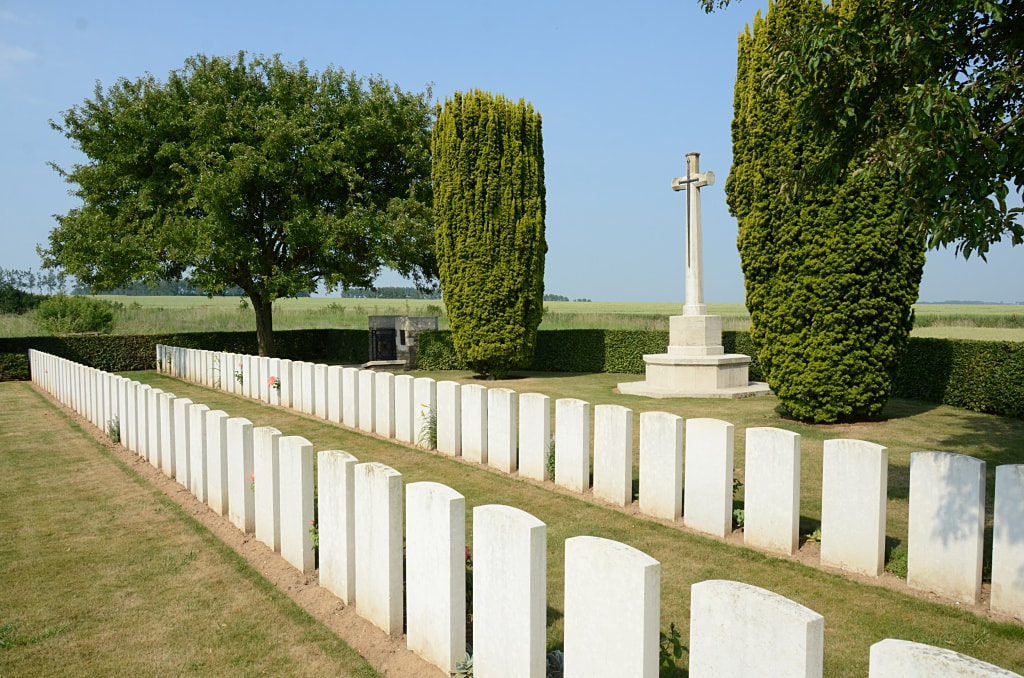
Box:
44;52;436;356
701;0;1023;258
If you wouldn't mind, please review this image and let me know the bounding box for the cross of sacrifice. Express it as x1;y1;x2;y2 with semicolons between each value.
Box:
671;152;715;317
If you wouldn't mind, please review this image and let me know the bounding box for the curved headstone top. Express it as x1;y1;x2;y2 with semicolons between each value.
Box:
869;639;1023;677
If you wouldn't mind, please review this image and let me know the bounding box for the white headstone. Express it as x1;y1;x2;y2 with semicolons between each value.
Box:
189;403;210;502
318;449;359;604
473;504;547;678
406;481;466;673
564;536;660;678
555;398;591;492
593;404;634;507
279;435;315;572
414;377;437;449
683;418;735;538
908;451;985;604
821;438;887;575
358;369;376;433
436;380;462;456
689;580;824;678
342;366;360;428
744;427;801;556
461;383;488;464
638;411;683;520
394;374;416;444
868;638;1022;677
158;391;176;478
226;417;255;533
487;388;518;473
327;365;343;423
374;371;396;438
253;426;282;553
354;462;404;635
519;393;551;481
992;465;1024;620
205;410;230;516
313;363;329;419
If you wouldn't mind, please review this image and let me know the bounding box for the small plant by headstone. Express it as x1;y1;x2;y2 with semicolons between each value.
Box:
885;541;908;578
732;477;744;529
416;405;437;448
546;436;556;479
660;621;688;670
106;415;120;444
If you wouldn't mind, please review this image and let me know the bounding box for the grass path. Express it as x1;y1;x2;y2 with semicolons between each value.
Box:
129;371;1024;677
0;381;380;677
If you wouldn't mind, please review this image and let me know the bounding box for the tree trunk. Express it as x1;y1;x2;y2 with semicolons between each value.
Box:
252;296;276;358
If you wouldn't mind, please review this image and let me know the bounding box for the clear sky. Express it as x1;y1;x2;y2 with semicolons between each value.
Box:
1;0;1020;303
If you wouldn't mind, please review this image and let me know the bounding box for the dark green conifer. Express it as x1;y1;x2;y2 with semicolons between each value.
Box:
727;0;926;423
432;91;547;377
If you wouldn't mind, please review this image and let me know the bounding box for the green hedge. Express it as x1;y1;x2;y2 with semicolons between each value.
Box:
0;329;369;381
420;329;1022;419
7;327;1022;420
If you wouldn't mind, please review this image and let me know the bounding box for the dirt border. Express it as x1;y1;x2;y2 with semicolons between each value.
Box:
31;383;446;678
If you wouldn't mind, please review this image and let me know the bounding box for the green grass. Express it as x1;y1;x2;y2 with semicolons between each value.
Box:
2;297;1022;339
0;382;380;677
126;370;1024;677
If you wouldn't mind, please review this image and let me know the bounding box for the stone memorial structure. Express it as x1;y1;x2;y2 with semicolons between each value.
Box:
619;152;770;398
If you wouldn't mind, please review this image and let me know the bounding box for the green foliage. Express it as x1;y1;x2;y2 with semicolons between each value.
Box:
432;90;547;378
728;0;925;423
700;0;1022;259
0;283;47;314
659;622;688;670
0;353;30;381
34;294;117;335
106;415;121;444
416;329;1024;419
44;51;436;356
885;541;909;579
0;329;369;378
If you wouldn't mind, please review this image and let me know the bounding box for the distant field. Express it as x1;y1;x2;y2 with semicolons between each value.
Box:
0;296;1021;340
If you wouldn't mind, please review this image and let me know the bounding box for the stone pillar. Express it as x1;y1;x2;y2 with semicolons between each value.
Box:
683;418;734;538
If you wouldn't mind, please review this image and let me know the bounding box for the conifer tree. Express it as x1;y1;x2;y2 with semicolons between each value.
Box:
432;91;547;378
727;0;926;423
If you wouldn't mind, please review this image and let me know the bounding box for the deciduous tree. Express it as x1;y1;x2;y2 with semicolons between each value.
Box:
44;52;436;356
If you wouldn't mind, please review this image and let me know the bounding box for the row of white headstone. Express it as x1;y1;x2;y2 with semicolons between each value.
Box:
28;349;1023;677
156;344;1024;619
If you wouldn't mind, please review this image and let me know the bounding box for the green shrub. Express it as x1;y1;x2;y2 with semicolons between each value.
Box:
34;294;117;335
433;90;547;378
728;0;925;423
0;352;29;381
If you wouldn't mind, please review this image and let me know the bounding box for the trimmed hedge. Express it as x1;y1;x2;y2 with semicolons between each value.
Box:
420;329;1022;420
6;327;1021;420
0;329;369;381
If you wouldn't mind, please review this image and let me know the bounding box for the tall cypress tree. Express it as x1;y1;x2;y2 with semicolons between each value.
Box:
728;0;926;423
432;91;547;378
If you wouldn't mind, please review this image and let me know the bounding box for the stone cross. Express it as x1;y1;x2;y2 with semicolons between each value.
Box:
671;152;715;316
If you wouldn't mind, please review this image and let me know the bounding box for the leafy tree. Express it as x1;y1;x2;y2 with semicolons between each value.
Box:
728;0;926;423
432;91;547;378
701;0;1023;258
43;52;436;356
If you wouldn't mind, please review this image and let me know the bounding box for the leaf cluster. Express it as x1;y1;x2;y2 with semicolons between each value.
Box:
710;0;1023;258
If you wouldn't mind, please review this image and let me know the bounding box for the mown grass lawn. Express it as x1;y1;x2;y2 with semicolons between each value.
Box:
128;370;1024;677
0;382;380;678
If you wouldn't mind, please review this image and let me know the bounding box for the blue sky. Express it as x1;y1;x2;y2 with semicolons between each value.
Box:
1;0;1020;303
